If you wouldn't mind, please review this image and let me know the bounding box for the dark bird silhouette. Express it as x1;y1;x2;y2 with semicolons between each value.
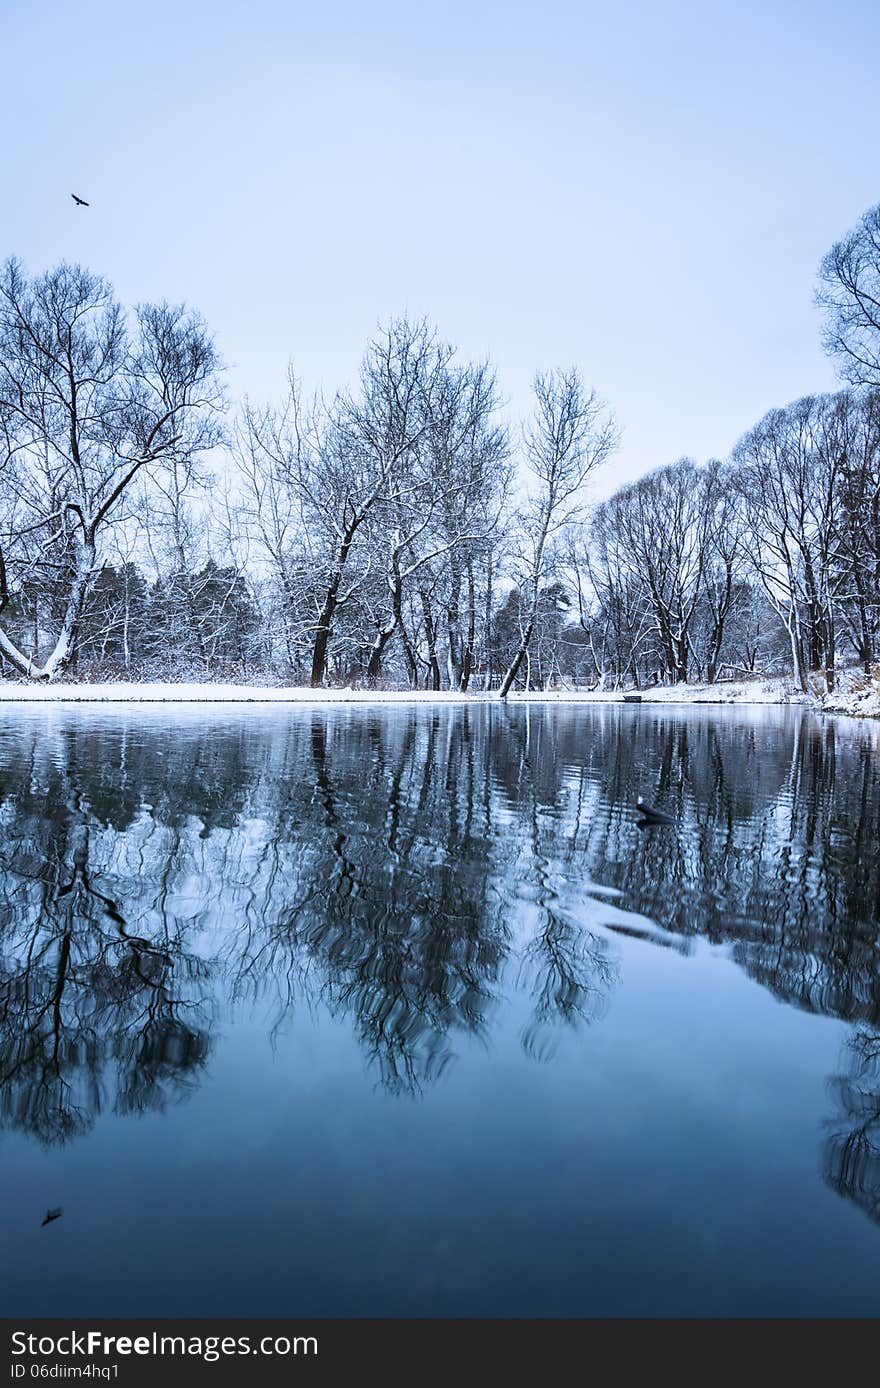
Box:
41;1208;63;1226
71;193;89;207
636;797;677;828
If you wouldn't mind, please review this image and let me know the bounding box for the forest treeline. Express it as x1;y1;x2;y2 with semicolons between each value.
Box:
1;202;879;691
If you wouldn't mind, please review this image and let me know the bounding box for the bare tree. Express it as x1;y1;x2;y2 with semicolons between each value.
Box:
696;460;748;683
605;459;710;684
236;321;448;687
498;369;618;698
235;323;508;689
570;502;654;689
363;355;508;687
830;391;880;672
0;259;223;678
817;202;880;389
233;385;314;676
732;394;846;692
421;360;509;691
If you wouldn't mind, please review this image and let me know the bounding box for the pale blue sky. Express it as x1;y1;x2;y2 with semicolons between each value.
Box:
3;0;878;490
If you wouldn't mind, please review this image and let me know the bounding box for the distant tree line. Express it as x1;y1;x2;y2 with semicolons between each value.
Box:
1;201;879;691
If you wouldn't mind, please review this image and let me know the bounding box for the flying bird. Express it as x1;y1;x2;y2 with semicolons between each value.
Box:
71;193;89;207
41;1208;63;1226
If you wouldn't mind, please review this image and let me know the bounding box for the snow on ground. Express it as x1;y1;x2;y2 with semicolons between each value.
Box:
817;666;880;719
0;681;489;704
0;671;876;715
606;676;811;706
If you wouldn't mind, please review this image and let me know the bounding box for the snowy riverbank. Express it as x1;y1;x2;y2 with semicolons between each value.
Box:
0;682;494;704
0;671;878;716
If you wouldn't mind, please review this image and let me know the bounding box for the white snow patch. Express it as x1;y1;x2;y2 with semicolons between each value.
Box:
0;681;491;704
0;671;875;715
818;666;880;719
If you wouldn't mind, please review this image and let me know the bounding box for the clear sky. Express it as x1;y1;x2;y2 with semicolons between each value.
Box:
3;0;878;492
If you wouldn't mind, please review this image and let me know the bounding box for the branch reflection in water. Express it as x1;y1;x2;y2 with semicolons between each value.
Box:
1;703;879;1223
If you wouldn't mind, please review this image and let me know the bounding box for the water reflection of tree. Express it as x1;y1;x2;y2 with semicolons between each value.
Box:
0;728;214;1143
518;913;616;1061
509;704;617;1061
234;712;511;1093
824;1030;880;1224
568;708;880;1026
2;704;879;1174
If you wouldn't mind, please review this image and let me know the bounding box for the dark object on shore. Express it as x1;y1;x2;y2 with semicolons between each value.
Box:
71;193;89;206
623;693;642;703
41;1208;62;1226
636;797;677;827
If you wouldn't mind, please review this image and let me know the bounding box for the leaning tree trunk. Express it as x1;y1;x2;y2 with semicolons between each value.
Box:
0;537;97;679
366;621;395;682
498;617;535;699
499;542;547;700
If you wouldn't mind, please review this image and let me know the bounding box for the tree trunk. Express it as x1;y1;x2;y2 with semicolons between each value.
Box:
419;587;442;690
446;562;463;690
310;533;355;687
459;561;476;692
788;614;808;694
122;581;131;674
498;619;535;698
482;553;494;690
311;619;332;688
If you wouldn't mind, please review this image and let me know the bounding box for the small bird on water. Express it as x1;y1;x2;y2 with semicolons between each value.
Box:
71;193;89;206
41;1208;63;1226
636;797;677;827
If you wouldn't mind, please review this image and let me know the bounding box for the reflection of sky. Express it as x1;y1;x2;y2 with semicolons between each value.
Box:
2;702;880;1315
2;932;875;1317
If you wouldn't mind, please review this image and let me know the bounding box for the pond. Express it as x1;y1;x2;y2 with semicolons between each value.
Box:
1;701;879;1317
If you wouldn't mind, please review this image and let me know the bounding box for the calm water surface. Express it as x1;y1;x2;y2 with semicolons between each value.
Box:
1;702;879;1316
